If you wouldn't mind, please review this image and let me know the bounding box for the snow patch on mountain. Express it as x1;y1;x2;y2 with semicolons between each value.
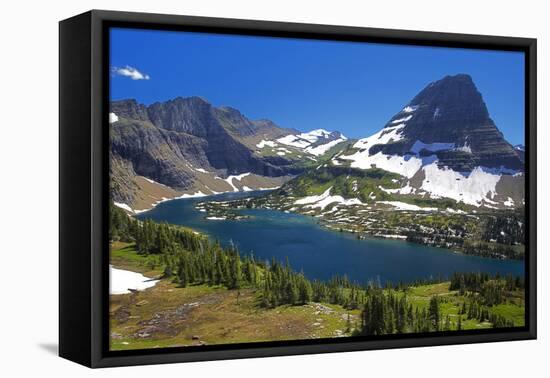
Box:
391;115;413;124
378;201;438;211
109;112;119;123
410;141;455;154
420;164;501;206
402;105;418;113
340;122;519;206
294;187;363;210
342;125;441;177
455;144;472;153
294;187;333;205
353;124;405;151
256;140;277;148
221;173;252;192
305;138;347;156
176;191;208;199
346;152;428;178
277;129;346;151
114;202;133;213
504;197;515;207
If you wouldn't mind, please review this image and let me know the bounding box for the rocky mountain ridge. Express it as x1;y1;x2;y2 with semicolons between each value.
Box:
109;97;347;212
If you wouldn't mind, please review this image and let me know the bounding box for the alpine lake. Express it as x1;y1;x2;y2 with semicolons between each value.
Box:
136;191;523;286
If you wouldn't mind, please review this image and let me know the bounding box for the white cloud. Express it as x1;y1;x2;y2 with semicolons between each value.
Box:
111;65;150;80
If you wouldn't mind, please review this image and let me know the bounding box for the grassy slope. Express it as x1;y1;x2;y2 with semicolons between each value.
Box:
110;242;524;351
110;242;359;350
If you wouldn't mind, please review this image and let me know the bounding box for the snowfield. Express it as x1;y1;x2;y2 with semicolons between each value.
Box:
294;187;363;210
420;164;501;206
110;265;159;295
352;123;405;151
378;201;438;211
276;129;346;152
390;115;413;124
294;187;334;205
504;197;515;207
402;105;418;113
256;140;277;148
218;173;251;192
256;129;347;157
114;202;134;213
410;141;455;154
109;112;119;123
305;137;347;156
177;191;208;199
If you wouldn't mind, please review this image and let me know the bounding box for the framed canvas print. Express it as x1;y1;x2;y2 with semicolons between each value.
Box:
59;10;537;368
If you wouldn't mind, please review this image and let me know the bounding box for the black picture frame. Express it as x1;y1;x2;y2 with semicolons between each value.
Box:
59;9;537;368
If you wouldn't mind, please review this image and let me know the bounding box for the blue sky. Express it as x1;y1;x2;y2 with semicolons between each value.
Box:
110;28;525;144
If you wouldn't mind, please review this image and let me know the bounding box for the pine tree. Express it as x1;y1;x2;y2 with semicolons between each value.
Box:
297;275;312;304
428;296;440;331
177;259;188;288
285;279;299;305
444;315;451;331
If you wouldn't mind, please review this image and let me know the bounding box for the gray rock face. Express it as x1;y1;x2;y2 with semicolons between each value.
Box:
111;99;150;121
373;74;523;171
147;96;213;136
109;96;304;202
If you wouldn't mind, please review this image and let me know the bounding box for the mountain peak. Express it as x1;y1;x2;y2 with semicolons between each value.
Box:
400;73;489;125
356;74;523;172
441;73;474;82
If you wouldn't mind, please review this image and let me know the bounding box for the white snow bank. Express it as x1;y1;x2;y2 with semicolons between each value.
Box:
420;164;501;206
206;216;226;220
391;115;413;124
110;265;159;295
343;151;431;178
295;187;333;205
114;202;133;213
402;106;418;113
305;138;347;156
455;144;472;153
504;197;515;207
378;201;438;211
277;129;346;151
352;123;405;151
277;134;311;149
257;140;277;148
294;187;363;210
223;173;252;191
177;191;208;199
410;141;455;154
109;112;119;123
310;195;362;210
446;208;466;214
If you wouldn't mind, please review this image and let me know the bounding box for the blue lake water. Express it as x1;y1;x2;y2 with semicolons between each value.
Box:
137;191;524;285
